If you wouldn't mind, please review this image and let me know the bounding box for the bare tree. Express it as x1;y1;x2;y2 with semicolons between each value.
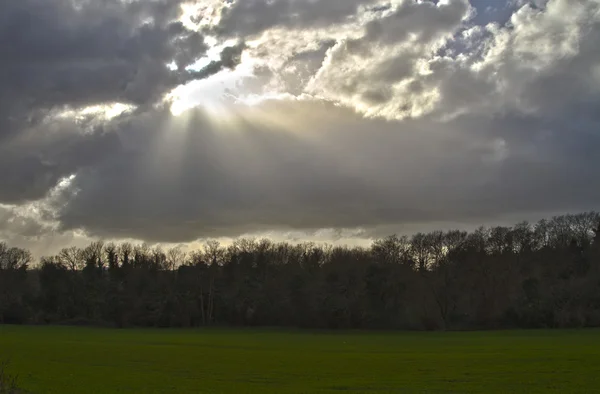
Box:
0;244;31;271
59;247;84;271
167;246;186;272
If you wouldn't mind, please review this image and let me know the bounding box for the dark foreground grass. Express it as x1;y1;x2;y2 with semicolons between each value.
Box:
1;326;599;393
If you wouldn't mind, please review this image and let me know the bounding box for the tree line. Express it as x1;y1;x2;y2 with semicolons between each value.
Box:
2;212;600;330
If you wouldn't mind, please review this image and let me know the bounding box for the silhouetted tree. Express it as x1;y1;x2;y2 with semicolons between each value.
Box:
2;212;600;330
0;244;31;324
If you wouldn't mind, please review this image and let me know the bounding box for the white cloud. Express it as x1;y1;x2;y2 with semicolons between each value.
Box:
305;0;475;119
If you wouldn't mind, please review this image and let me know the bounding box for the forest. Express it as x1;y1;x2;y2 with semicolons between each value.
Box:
1;212;600;331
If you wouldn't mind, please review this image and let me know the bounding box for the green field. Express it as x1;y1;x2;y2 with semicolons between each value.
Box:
1;326;599;393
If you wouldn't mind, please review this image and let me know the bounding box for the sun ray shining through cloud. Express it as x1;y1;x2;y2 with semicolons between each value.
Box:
168;50;259;118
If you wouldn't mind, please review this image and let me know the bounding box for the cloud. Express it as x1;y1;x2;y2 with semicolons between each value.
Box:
305;0;475;119
189;42;247;79
215;0;382;38
0;0;239;203
0;116;122;203
306;0;600;122
46;98;600;242
2;0;600;249
0;0;208;138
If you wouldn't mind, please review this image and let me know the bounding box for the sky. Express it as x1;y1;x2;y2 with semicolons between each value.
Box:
1;0;600;256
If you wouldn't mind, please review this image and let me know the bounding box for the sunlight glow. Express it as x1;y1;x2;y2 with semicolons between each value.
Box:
237;92;306;107
56;103;135;121
168;54;256;118
179;1;229;31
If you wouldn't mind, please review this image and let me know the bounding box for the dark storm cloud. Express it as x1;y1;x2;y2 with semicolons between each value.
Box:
2;0;600;247
0;0;217;202
0;0;208;138
0;117;122;203
48;0;600;242
48;97;600;243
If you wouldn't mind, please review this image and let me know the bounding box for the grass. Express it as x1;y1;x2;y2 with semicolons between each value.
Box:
0;358;23;394
0;325;599;393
